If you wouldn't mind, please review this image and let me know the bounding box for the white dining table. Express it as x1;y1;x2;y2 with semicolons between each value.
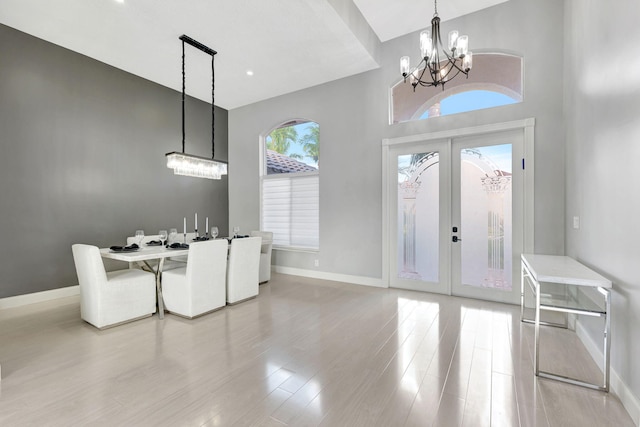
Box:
100;245;189;319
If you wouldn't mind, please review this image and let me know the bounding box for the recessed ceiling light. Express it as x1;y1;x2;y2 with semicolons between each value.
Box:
246;70;254;76
115;0;124;3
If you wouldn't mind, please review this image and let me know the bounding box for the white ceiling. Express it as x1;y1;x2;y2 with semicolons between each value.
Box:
0;0;507;110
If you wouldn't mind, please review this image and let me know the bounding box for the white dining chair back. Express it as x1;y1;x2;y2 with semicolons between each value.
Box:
250;230;273;283
162;239;228;318
226;236;261;304
72;244;156;329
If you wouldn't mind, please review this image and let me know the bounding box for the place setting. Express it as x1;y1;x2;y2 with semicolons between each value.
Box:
167;242;189;250
147;230;167;246
109;243;140;253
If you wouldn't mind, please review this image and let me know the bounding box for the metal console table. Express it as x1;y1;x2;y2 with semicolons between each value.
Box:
520;254;612;391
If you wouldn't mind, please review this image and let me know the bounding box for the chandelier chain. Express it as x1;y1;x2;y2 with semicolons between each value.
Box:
181;40;186;154
211;55;216;159
434;0;438;17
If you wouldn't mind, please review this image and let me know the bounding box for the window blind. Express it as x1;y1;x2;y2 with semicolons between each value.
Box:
262;174;319;249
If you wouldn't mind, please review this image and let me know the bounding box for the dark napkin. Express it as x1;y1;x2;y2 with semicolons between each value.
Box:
167;242;189;249
147;240;163;245
110;243;139;251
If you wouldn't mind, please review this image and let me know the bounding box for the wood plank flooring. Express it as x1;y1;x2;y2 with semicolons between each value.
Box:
0;273;634;426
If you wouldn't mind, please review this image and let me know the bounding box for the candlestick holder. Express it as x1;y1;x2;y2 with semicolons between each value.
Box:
193;230;210;241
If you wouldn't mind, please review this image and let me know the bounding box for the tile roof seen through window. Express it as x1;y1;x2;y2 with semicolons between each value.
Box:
266;149;317;174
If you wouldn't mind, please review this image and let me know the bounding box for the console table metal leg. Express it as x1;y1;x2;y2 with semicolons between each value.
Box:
602;287;611;392
534;285;611;391
520;263;526;322
534;280;541;376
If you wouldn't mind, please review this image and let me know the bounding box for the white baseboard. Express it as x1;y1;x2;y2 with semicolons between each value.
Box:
0;285;79;310
273;266;387;288
576;321;640;426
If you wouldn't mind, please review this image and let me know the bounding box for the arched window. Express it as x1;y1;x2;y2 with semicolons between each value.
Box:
391;53;523;123
261;120;319;249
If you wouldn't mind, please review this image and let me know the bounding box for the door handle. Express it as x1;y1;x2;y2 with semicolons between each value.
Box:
452;236;462;242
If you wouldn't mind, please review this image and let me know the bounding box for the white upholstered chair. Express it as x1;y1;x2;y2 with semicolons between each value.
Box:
162;239;228;318
72;244;156;329
250;230;273;283
226;236;261;304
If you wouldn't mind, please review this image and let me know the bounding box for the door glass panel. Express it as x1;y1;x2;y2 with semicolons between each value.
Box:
460;144;512;290
397;152;439;282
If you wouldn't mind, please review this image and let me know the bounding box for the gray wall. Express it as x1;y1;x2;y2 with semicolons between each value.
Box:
564;0;640;402
0;24;229;298
228;0;566;279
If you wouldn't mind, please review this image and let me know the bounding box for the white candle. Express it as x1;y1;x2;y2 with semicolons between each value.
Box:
195;213;198;231
205;217;209;234
183;217;186;234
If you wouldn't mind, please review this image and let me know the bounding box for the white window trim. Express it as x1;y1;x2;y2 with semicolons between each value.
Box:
259;127;320;252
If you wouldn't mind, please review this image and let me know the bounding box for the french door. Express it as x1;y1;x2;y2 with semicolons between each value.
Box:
388;128;526;304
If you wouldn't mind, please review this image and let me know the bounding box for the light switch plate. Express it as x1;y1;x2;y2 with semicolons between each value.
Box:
573;216;580;229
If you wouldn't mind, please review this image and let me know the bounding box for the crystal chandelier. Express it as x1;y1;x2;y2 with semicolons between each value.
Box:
166;35;228;180
400;0;472;90
166;152;227;179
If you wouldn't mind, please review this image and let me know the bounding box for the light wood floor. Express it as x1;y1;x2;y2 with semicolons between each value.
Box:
0;273;634;426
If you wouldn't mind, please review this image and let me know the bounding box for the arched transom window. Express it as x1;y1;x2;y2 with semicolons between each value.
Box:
391;53;523;123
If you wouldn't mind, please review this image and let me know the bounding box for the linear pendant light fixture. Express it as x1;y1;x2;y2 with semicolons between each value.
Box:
400;0;472;90
166;35;228;180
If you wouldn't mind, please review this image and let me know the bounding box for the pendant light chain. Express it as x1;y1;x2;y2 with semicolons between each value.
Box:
181;39;186;154
211;55;216;159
